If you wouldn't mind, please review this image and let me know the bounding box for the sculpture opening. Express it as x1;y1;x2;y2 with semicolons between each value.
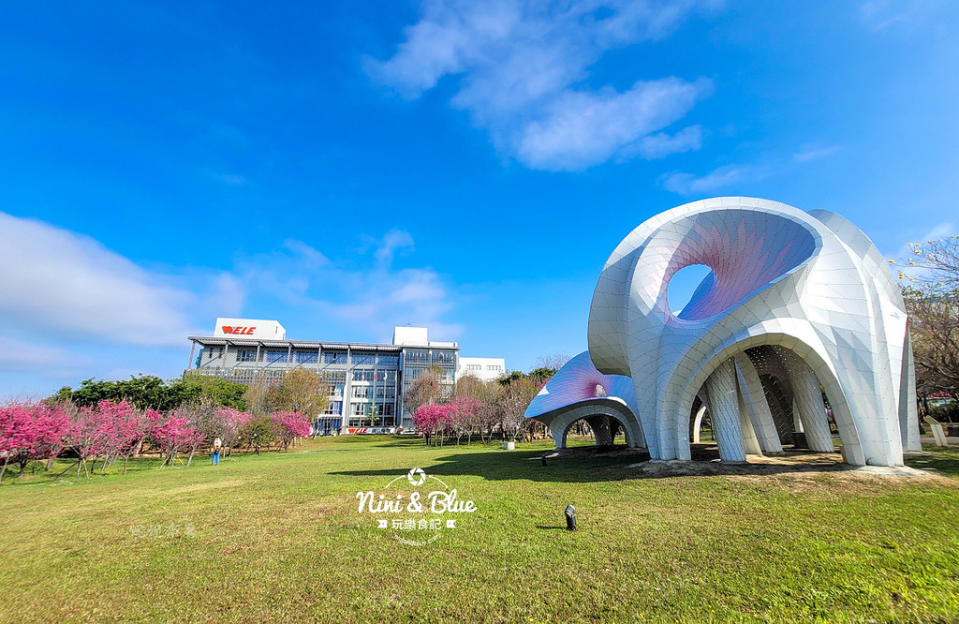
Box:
667;264;713;316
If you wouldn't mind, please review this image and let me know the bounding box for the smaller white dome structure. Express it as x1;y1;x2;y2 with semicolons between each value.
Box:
524;351;644;448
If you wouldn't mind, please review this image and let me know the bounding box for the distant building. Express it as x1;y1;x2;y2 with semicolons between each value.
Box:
185;319;504;432
456;357;506;383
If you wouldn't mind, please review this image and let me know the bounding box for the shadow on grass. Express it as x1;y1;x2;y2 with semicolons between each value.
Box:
905;445;959;477
329;443;871;483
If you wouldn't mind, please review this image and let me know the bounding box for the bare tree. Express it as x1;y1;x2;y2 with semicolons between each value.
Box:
270;369;330;418
243;374;273;416
903;287;959;397
454;373;484;400
896;236;959;292
537;353;571;370
497;377;539;442
403;367;442;416
895;235;959;398
243;370;330;422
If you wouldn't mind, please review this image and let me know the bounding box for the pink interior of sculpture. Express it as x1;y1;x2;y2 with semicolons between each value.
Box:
661;211;817;322
525;351;636;418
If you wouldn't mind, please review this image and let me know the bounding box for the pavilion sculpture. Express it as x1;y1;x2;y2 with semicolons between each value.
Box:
524;351;643;449
532;197;920;467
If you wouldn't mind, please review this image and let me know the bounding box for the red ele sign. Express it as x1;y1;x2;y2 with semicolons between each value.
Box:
222;326;256;335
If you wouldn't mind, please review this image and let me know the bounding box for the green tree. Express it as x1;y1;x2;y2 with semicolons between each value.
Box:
239;416;279;455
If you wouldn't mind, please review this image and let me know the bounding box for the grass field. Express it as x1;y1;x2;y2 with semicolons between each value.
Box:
1;437;958;623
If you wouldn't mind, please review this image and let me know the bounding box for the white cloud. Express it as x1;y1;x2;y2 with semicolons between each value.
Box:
0;337;90;375
859;0;941;32
0;215;462;394
624;125;702;160
662;163;763;195
367;1;714;171
0;212;199;347
375;229;415;265
234;231;461;339
793;144;840;163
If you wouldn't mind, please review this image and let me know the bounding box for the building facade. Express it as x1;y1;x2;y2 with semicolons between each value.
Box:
456;356;506;383
185;320;502;433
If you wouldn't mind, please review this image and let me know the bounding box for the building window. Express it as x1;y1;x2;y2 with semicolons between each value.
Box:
323;401;342;415
265;349;289;364
236;348;258;362
377;354;399;368
352;353;376;366
323;351;346;364
405;349;429;364
352;370;375;383
375;370;396;383
351;386;371;399
487;364;503;372
295;351;318;364
379;402;394;416
467;364;482;371
328;384;344;399
374;386;396;399
432;350;456;365
351;402;368;416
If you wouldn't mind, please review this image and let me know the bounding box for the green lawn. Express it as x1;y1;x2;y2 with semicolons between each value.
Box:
1;437;958;623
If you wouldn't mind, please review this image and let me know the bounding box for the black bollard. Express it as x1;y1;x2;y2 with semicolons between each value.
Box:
565;504;576;531
541;454;548;466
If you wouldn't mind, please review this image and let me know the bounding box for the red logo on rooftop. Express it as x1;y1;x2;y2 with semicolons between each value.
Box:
222;326;255;335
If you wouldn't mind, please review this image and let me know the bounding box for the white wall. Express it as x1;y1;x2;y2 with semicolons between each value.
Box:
457;357;506;383
213;318;286;340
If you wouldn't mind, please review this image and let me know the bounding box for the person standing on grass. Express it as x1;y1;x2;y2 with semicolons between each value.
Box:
211;437;222;465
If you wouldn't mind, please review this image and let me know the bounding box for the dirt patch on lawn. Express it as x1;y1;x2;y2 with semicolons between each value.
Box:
553;444;956;486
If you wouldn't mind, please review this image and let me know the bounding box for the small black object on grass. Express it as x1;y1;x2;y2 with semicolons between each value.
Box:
541;454;548;466
565;504;576;531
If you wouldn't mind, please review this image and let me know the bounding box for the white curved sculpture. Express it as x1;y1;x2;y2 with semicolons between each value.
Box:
587;197;919;466
525;351;644;448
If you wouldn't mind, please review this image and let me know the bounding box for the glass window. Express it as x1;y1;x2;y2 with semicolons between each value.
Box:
265;349;289;364
351;386;371;399
295;351;318;364
328;384;344;398
323;351;346;364
236;348;258;362
373;385;396;399
320;370;346;384
352;353;376;366
352;370;375;383
379;402;394;416
323;401;342;415
374;370;396;383
467;364;481;371
432;350;456;365
487;364;503;372
351;402;368;416
405;349;429;364
377;354;399;368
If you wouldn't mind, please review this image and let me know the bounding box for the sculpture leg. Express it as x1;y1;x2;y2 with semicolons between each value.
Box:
733;353;783;454
783;354;835;453
586;415;614;446
705;359;747;462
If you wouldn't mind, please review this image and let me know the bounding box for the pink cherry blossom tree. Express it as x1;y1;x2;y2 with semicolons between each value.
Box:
271;411;310;451
413;404;453;446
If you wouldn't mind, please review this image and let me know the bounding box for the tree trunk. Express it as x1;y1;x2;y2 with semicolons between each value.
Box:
0;455;9;484
133;438;144;458
45;456;55;471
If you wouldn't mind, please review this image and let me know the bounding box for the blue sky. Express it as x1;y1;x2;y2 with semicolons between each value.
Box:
1;1;957;399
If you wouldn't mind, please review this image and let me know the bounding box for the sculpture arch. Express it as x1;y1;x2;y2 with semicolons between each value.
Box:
587;197;919;467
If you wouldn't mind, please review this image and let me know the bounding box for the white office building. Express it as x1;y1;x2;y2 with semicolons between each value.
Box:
186;319;505;432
